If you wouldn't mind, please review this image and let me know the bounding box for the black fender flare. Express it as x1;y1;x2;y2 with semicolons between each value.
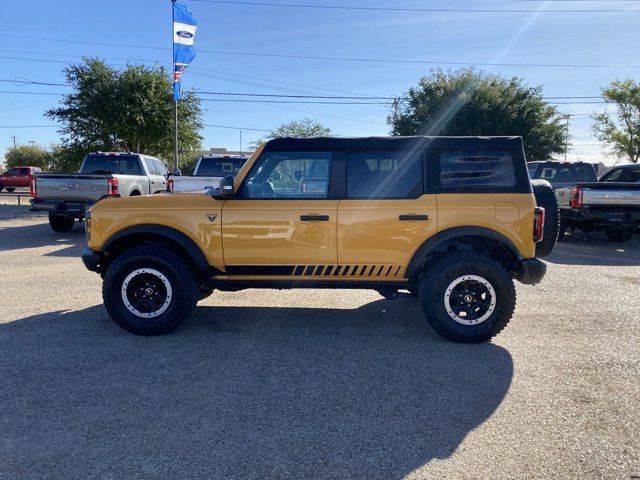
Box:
103;224;212;280
405;226;523;280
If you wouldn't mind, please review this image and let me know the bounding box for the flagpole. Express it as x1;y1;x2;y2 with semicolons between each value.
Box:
171;0;179;171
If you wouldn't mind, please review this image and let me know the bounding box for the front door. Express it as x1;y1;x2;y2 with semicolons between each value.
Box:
221;151;337;278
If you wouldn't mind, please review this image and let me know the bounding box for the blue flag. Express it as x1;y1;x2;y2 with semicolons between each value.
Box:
173;2;197;101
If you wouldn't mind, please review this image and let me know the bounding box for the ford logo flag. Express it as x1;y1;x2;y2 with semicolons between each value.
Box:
172;2;197;101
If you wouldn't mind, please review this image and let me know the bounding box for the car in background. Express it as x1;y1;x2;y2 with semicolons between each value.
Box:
527;161;598;188
556;163;640;242
0;166;43;192
171;155;248;193
30;152;169;232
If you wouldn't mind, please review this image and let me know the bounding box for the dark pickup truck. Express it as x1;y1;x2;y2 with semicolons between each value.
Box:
557;164;640;242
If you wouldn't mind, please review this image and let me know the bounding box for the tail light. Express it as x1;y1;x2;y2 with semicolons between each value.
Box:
30;177;37;198
85;210;91;242
533;206;545;242
107;178;119;196
570;186;583;209
167;179;174;192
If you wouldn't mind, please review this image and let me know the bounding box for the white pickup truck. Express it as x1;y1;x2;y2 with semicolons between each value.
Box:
171;155;248;193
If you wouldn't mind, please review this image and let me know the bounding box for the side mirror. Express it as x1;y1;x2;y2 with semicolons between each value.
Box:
172;168;182;176
214;175;235;197
293;170;303;181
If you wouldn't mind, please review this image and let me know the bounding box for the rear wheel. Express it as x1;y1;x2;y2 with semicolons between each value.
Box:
419;252;516;343
531;179;559;257
604;228;632;243
48;213;75;232
103;245;199;335
5;187;15;193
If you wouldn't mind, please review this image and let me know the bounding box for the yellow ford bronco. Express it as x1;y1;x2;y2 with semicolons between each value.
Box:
82;136;558;343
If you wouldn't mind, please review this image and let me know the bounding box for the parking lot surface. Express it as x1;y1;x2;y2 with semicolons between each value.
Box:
1;205;639;479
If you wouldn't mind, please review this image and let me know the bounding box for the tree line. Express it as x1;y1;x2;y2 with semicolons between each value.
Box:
3;61;639;171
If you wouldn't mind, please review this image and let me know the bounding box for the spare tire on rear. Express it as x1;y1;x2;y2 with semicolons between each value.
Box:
531;179;559;258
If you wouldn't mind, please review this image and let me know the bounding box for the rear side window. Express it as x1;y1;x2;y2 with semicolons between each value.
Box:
346;151;423;199
534;164;597;183
81;155;143;175
439;150;515;189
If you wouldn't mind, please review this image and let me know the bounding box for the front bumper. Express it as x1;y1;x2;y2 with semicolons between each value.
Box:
81;248;103;274
516;258;547;285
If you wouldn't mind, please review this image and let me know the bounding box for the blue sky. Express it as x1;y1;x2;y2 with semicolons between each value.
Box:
0;0;638;164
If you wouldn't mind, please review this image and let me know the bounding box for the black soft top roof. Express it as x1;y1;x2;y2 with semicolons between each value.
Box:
262;136;524;152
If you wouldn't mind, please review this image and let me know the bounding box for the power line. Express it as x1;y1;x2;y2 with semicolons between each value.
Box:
189;0;640;13
203;124;271;132
0;125;57;128
1;34;638;69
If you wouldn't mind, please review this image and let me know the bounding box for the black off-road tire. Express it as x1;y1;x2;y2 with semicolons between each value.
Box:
604;228;633;243
102;244;199;335
0;182;4;192
419;252;516;343
531;179;559;257
48;213;75;232
5;187;15;192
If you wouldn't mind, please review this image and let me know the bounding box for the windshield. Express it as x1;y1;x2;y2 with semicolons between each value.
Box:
600;166;640;183
196;157;247;176
81;154;143;175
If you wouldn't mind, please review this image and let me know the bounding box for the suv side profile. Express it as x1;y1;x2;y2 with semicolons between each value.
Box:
82;136;551;343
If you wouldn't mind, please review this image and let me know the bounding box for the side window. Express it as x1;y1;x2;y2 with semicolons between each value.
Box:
144;158;159;175
241;152;332;199
439;150;515;190
601;168;623;182
19;168;29;175
154;160;168;176
527;163;538;178
346;151;423;199
5;168;18;175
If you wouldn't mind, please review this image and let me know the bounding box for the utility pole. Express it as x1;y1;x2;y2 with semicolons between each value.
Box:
11;135;18;149
391;97;400;123
564;115;570;162
239;130;242;153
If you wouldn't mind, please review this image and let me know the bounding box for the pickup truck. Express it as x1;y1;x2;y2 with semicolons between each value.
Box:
556;164;640;242
171;155;248;193
30;152;170;232
0;166;43;192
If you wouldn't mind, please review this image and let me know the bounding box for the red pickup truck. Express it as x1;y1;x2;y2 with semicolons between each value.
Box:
0;166;42;192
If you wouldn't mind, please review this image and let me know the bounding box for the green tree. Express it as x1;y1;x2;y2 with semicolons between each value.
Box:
46;58;203;166
390;69;567;161
249;118;331;150
4;144;53;170
592;79;640;163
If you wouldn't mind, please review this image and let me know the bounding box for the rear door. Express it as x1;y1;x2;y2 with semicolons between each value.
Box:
17;168;30;187
337;150;437;280
221;151;338;277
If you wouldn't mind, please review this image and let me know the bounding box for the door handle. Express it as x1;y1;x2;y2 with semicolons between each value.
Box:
399;214;429;221
300;215;329;221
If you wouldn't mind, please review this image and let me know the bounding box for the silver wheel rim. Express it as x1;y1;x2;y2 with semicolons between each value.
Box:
443;274;496;326
121;268;173;318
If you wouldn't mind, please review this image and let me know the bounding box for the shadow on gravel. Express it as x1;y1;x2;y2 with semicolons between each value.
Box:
0;298;513;480
546;231;640;266
0;219;85;257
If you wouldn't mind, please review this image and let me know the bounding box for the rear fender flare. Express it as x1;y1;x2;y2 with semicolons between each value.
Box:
405;226;523;281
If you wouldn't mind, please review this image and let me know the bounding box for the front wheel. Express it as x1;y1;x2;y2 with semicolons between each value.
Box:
102;245;199;335
48;213;75;232
419;252;516;343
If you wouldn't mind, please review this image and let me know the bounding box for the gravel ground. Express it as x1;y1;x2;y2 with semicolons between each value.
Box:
0;205;638;479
